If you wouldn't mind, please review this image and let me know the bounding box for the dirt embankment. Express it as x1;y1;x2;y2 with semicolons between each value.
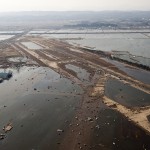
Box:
60;72;106;150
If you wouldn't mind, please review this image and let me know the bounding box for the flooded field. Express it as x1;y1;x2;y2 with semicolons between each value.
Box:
21;42;43;50
103;58;150;84
41;32;150;57
111;51;150;68
65;64;90;85
0;35;14;41
8;57;28;63
91;108;150;150
0;31;23;34
105;78;150;108
40;31;150;67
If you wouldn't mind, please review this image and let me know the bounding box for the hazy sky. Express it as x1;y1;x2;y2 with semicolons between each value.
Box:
0;0;150;12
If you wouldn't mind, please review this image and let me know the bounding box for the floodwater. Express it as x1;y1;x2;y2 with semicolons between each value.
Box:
42;33;150;58
0;35;14;41
0;66;83;150
0;31;23;34
65;64;90;85
105;78;150;108
111;51;150;67
90;107;150;150
66;33;150;58
8;57;28;63
29;30;48;34
102;58;150;84
41;32;150;67
21;42;43;50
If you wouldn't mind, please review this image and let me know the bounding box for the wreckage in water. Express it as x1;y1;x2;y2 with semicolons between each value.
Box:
0;71;12;82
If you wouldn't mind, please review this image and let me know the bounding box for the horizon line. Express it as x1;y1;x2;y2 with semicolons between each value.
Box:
0;10;150;13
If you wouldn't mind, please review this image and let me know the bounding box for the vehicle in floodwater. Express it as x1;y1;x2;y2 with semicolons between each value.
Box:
0;71;12;82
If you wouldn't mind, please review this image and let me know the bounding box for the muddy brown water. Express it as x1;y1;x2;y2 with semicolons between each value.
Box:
0;66;83;150
105;78;150;108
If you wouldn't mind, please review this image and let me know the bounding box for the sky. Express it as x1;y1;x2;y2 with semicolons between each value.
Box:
0;0;150;12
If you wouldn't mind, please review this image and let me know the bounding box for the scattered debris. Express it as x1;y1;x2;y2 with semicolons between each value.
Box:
147;115;150;122
0;134;5;140
0;78;3;83
0;71;12;80
98;143;105;147
95;125;100;129
87;117;93;122
109;104;117;108
57;129;64;132
95;117;99;120
75;116;78;119
3;123;13;133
